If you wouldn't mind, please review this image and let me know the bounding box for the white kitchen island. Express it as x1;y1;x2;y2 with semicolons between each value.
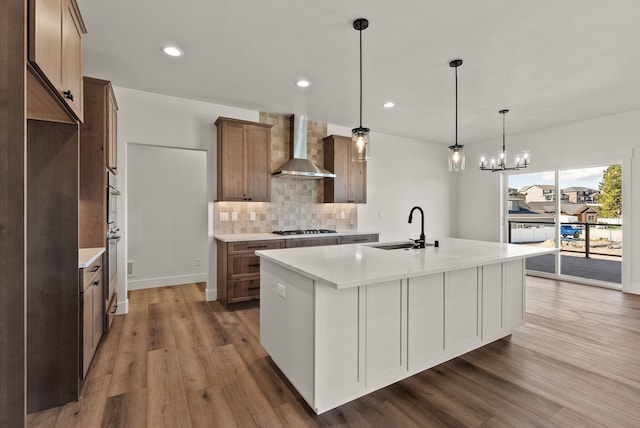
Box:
257;238;557;414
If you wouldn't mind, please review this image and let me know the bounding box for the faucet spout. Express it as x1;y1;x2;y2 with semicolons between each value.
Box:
408;206;426;248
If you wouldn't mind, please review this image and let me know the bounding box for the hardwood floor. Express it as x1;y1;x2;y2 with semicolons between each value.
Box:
27;277;640;427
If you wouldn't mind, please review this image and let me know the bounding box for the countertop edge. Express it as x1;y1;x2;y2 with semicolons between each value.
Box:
79;247;105;268
257;240;559;289
215;231;380;243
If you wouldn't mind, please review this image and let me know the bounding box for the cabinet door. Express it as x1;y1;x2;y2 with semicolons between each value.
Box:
246;124;271;202
107;88;118;172
30;0;64;90
219;121;247;201
61;0;83;120
92;273;104;348
349;159;366;203
81;287;93;378
332;138;350;202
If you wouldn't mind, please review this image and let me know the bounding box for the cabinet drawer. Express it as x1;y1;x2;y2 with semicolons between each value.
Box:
286;237;340;248
229;254;261;276
230;239;283;253
341;234;379;245
229;277;261;303
82;258;103;290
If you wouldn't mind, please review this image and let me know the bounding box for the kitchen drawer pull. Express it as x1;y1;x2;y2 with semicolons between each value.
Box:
111;305;118;314
63;90;74;101
247;245;267;249
353;238;368;242
247;263;260;267
90;265;100;272
248;286;260;290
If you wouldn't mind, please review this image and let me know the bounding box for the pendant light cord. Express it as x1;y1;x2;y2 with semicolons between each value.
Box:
502;111;506;153
455;65;458;147
359;27;363;128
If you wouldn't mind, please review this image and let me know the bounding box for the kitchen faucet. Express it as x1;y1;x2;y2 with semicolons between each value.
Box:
408;206;425;248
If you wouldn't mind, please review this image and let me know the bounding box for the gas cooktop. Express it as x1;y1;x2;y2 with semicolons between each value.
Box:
272;229;337;236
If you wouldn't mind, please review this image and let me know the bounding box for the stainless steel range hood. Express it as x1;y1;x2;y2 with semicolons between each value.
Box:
272;115;336;178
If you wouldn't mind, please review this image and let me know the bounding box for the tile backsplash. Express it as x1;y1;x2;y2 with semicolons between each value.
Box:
214;113;357;235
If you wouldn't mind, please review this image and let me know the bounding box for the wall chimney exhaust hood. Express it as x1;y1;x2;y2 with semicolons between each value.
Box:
272;115;336;178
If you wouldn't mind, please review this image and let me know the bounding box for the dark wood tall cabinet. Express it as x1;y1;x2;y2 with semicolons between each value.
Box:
323;135;367;203
215;117;273;202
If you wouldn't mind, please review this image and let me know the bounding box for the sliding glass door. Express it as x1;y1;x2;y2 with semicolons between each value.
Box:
506;165;622;288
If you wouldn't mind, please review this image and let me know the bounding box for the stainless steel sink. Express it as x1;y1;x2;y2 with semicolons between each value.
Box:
371;242;435;250
371;242;417;250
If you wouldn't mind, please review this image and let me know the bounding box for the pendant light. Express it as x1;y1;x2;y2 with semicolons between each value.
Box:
448;59;465;172
352;18;370;162
479;109;530;172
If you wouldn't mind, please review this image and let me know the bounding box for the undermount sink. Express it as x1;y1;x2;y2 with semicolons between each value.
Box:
371;242;436;250
371;242;418;250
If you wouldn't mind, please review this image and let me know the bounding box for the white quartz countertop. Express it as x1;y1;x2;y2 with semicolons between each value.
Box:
256;238;558;289
215;231;379;243
79;247;105;268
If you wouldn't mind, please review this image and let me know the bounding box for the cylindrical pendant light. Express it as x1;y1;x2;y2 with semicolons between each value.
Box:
448;59;465;172
352;18;370;162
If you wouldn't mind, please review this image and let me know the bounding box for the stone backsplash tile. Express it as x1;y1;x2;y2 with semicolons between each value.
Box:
215;113;357;235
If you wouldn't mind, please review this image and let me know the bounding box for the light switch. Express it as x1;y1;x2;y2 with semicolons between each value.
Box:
219;212;229;221
250;212;256;221
341;211;346;219
231;212;238;221
277;283;286;298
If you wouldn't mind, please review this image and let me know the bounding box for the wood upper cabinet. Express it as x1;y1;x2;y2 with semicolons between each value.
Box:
29;0;86;121
323;135;367;203
107;87;118;172
215;117;273;202
80;77;118;248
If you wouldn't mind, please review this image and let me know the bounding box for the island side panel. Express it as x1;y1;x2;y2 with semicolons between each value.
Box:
260;260;315;406
481;262;506;342
407;273;445;372
315;282;364;413
505;259;526;330
444;267;482;356
365;279;407;391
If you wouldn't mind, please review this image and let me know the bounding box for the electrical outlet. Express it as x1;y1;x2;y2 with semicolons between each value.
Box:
195;258;201;266
378;211;384;219
219;212;229;221
250;212;256;221
277;283;286;298
341;211;346;219
231;212;238;221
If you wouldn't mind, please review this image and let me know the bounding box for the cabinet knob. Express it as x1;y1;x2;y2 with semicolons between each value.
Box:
63;90;74;101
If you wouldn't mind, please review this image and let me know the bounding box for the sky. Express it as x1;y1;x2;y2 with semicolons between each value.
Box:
507;165;611;191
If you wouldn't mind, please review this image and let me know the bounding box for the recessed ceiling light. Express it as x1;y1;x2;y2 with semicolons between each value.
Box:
296;80;311;88
383;101;395;108
162;46;184;57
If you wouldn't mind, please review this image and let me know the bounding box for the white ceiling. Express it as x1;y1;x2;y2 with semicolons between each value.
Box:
77;0;640;144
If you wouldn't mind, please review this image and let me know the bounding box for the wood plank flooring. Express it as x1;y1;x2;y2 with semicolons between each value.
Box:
27;277;640;427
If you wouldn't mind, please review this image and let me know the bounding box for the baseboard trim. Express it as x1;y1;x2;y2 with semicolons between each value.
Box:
205;287;217;301
128;273;208;290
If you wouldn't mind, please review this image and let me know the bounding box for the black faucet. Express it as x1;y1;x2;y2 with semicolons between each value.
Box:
408;206;425;248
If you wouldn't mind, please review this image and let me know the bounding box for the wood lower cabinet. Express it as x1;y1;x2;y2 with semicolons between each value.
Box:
217;234;379;308
286;236;341;248
323;135;367;203
215;117;273;202
217;239;284;307
80;254;104;379
29;0;86;121
340;234;379;245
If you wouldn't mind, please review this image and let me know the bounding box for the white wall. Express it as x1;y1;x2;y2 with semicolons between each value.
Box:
454;109;638;294
328;124;452;242
127;144;207;289
114;86;258;312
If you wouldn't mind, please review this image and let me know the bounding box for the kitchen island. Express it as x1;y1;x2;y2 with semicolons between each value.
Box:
257;238;557;414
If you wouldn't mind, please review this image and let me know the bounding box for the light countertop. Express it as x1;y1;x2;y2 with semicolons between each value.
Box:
256;238;558;289
215;231;379;243
79;247;105;268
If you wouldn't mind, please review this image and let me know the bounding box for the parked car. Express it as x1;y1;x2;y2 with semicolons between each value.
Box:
561;225;581;238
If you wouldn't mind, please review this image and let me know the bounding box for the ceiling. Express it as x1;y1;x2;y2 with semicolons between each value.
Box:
76;0;640;145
